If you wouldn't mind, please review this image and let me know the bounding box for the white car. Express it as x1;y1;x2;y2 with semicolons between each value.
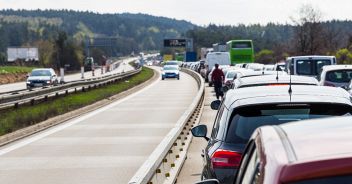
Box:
286;55;336;77
319;65;352;88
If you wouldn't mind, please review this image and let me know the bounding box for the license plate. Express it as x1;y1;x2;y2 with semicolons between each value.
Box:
34;83;43;87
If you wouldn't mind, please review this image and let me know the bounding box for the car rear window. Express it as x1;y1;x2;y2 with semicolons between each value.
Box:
226;104;351;144
288;175;352;184
326;70;352;83
296;60;331;76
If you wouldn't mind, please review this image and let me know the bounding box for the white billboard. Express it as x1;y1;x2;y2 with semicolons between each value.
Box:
7;47;39;62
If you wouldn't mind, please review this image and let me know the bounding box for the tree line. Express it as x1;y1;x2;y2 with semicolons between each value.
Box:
186;5;352;64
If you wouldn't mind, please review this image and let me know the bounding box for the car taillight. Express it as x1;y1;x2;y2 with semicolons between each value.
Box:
211;149;242;169
324;81;335;87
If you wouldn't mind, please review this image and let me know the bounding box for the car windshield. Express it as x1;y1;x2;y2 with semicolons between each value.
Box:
296;60;332;75
227;72;237;79
226;104;351;144
164;66;178;70
326;70;352;83
31;70;51;76
165;62;178;66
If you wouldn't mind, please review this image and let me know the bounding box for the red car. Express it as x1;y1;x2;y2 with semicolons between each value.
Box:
233;116;352;184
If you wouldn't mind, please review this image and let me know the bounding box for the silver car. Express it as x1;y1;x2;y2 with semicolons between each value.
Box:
26;68;58;90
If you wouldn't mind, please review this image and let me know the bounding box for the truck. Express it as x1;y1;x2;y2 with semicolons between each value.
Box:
84;57;94;71
205;52;231;82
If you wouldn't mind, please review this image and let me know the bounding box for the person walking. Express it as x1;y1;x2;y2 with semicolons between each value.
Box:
211;64;225;100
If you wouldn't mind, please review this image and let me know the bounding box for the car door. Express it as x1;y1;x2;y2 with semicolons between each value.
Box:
203;103;228;178
235;140;262;184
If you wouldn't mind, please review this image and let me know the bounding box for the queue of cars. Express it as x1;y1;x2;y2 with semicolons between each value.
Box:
189;55;352;184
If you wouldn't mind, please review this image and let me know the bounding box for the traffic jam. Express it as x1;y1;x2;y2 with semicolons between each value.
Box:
181;40;352;184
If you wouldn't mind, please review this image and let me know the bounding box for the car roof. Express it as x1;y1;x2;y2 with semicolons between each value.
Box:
257;117;352;182
322;65;352;72
224;85;351;108
288;55;336;59
235;75;319;88
32;68;53;71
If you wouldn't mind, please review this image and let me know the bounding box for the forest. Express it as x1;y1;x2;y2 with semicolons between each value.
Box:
1;7;352;69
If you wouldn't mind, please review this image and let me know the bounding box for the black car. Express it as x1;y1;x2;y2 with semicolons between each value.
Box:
192;85;352;184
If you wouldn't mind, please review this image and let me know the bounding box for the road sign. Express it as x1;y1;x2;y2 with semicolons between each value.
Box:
163;54;173;61
164;39;187;47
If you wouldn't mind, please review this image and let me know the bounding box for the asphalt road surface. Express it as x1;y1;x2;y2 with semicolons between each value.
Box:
0;58;135;93
0;68;198;184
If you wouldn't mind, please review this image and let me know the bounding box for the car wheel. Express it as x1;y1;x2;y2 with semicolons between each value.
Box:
162;77;165;80
209;82;213;87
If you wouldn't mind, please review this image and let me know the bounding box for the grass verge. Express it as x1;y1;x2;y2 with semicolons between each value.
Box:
0;67;154;136
0;66;35;74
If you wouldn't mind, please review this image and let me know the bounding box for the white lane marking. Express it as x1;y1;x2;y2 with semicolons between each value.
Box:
0;71;160;156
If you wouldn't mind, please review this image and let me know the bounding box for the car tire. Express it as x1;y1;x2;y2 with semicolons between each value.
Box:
162;77;165;80
209;82;213;87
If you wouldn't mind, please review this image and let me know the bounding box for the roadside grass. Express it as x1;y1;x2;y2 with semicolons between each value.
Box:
0;66;35;74
0;67;154;136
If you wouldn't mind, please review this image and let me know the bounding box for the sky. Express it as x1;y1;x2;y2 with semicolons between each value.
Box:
0;0;351;25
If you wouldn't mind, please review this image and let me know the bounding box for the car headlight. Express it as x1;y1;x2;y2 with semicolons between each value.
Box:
46;80;51;84
162;72;165;75
26;81;31;84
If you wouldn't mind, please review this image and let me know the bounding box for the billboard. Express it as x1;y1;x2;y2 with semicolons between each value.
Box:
7;47;39;62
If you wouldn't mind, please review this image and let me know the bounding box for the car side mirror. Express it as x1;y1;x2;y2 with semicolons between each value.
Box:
191;125;209;141
210;100;221;110
195;179;220;184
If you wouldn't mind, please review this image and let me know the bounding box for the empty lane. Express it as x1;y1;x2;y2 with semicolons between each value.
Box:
0;68;198;184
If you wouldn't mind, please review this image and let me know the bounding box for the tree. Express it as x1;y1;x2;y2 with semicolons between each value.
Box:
33;40;55;67
291;4;325;55
255;50;275;64
336;48;352;64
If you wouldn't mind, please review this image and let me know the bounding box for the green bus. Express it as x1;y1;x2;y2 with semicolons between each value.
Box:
226;40;255;64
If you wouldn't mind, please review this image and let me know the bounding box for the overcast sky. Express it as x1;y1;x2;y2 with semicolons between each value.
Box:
0;0;351;25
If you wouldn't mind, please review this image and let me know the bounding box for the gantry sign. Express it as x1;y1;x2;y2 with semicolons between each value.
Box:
163;38;193;52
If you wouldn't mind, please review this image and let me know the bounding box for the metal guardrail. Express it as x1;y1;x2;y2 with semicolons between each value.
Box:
0;67;141;110
128;68;205;184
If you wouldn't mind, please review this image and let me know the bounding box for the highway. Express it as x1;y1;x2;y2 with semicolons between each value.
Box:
0;68;198;184
0;58;135;94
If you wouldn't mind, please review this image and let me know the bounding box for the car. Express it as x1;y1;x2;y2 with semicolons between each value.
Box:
319;65;352;88
245;63;264;71
161;65;180;80
232;116;352;184
191;85;352;184
263;64;275;71
223;69;248;88
234;70;287;81
232;75;319;89
26;68;58;90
